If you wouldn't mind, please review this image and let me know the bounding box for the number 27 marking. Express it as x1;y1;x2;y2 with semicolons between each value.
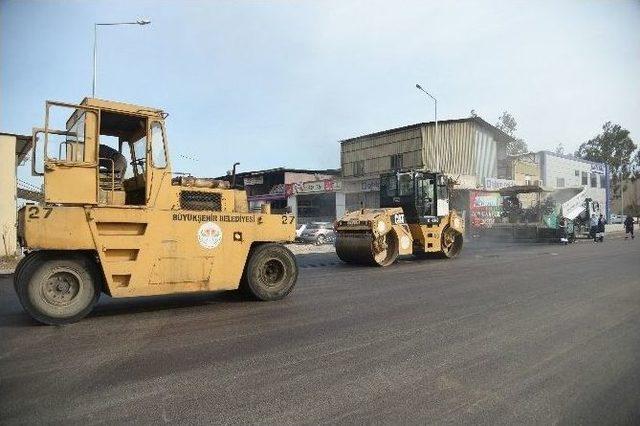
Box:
282;215;295;224
27;206;53;219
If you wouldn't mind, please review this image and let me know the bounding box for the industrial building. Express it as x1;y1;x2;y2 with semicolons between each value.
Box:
340;117;515;211
537;151;609;217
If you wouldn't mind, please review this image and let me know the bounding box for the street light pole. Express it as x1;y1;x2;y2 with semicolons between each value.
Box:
416;83;439;171
92;19;151;98
620;169;624;217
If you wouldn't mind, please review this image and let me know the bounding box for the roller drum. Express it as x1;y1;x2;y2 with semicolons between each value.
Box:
335;231;399;267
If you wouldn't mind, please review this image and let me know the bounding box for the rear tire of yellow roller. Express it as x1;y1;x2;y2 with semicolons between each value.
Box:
15;253;101;325
440;228;463;259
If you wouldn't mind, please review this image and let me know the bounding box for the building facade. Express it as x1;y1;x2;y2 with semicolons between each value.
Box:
227;168;343;223
1;133;33;256
340;117;514;211
538;151;609;217
506;153;541;185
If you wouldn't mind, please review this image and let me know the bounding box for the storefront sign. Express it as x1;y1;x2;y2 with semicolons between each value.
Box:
360;179;380;192
469;191;503;228
269;184;285;194
590;163;605;174
485;177;516;190
285;179;342;196
244;176;264;186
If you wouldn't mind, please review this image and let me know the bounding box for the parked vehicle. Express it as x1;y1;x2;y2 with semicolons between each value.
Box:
609;214;625;224
298;222;335;245
295;224;308;239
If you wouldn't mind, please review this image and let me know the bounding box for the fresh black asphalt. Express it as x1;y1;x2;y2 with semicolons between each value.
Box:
1;238;639;424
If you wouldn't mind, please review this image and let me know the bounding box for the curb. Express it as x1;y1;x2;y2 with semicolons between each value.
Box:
0;269;14;276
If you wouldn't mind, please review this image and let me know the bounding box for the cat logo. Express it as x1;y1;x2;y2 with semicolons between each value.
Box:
392;213;405;224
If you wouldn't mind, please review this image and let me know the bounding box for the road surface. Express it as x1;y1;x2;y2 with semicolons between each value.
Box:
1;239;639;424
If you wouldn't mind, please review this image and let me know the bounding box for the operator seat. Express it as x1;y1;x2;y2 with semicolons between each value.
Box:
98;145;128;206
99;144;127;180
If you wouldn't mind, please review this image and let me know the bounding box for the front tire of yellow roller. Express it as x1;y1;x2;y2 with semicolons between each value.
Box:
15;253;101;325
241;244;298;301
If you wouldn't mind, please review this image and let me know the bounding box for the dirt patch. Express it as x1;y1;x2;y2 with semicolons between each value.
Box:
0;255;21;272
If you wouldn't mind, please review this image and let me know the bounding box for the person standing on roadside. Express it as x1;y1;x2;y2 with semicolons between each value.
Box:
590;214;599;242
559;217;569;244
597;214;606;242
624;215;635;239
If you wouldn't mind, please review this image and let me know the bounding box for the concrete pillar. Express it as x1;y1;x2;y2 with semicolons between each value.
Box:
0;135;17;256
335;192;345;219
287;194;298;217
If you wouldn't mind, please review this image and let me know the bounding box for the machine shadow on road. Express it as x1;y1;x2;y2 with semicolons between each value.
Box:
89;290;252;319
0;283;257;327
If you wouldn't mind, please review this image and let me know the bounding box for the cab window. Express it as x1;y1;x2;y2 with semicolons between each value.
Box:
98;111;148;205
417;177;435;216
398;174;413;196
150;122;167;168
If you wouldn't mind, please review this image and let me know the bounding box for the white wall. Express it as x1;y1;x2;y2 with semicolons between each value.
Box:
287;195;298;216
0;135;17;256
540;152;607;212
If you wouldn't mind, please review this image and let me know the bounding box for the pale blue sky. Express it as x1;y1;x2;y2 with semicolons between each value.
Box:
2;0;639;184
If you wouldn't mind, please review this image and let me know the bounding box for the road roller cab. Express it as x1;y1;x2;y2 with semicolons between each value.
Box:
335;170;464;266
15;98;299;325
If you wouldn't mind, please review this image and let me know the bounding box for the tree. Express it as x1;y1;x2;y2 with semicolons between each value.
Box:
495;111;528;155
575;121;637;195
554;143;565;155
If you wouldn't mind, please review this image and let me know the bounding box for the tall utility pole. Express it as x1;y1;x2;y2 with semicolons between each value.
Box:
620;169;624;217
92;19;151;97
415;84;439;171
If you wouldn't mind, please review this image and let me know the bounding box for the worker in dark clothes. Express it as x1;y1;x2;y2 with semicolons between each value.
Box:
590;214;598;242
597;214;606;242
624;215;635;240
559;217;569;244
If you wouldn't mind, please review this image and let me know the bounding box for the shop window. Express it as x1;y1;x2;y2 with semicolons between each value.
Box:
600;175;606;188
590;173;597;188
574;170;580;176
390;154;403;170
556;177;565;188
581;171;588;185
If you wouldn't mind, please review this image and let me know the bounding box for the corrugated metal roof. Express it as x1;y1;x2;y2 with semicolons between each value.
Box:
340;116;515;144
233;167;341;177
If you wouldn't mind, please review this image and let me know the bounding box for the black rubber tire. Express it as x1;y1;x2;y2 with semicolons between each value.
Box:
316;234;326;245
240;244;298;301
13;251;49;294
15;253;101;325
440;228;463;259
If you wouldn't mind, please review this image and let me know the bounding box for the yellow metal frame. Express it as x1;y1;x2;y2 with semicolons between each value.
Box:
21;98;297;297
